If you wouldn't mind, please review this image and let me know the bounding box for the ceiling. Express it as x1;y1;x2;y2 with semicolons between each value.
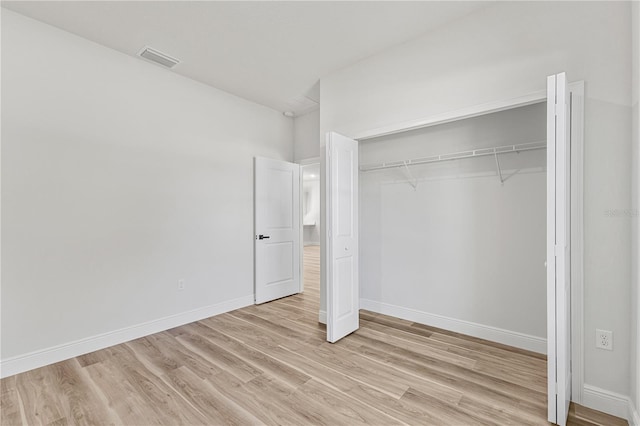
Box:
2;1;490;115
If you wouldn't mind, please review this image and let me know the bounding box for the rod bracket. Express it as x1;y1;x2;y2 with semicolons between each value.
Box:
402;161;418;190
494;151;504;185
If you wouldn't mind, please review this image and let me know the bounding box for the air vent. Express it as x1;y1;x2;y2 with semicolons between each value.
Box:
138;47;180;69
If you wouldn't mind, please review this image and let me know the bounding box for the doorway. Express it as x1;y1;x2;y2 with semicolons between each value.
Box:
301;162;321;312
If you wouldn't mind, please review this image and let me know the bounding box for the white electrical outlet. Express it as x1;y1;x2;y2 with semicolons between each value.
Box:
178;279;185;291
595;329;613;351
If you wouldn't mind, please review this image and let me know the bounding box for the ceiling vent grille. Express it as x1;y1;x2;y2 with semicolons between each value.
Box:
138;47;180;69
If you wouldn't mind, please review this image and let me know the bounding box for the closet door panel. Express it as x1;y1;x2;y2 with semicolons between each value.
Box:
326;132;359;343
547;71;571;426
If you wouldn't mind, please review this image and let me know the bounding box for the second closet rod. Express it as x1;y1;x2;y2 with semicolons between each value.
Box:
359;141;546;172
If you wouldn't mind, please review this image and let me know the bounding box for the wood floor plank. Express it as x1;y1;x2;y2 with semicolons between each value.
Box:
162;366;263;425
137;330;224;379
361;316;546;384
98;344;209;425
350;335;546;411
13;365;67;425
205;371;320;425
414;322;548;361
175;325;263;384
1;376;23;426
45;360;119;425
359;311;433;339
347;345;547;425
401;387;498;426
288;379;401;425
229;309;325;346
0;246;628;426
290;341;468;403
82;361;165;425
352;326;477;369
456;395;549;426
124;336;181;376
188;321;311;389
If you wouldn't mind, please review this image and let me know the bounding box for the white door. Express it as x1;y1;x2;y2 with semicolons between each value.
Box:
326;132;359;343
254;157;301;304
547;72;571;426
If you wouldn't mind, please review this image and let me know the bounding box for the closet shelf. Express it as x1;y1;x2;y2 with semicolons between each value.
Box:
359;141;546;172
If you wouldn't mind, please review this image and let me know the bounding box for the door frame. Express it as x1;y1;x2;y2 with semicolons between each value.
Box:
322;82;585;404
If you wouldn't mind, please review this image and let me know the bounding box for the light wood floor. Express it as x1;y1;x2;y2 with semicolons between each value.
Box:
1;245;628;426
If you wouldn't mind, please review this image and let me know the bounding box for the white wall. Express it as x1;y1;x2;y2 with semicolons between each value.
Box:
293;109;320;162
359;104;547;345
1;10;292;368
320;1;632;400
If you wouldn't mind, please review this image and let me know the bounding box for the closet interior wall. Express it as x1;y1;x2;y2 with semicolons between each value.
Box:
359;103;548;348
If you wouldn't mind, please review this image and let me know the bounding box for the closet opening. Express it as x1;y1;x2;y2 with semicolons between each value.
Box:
358;102;548;354
323;75;584;426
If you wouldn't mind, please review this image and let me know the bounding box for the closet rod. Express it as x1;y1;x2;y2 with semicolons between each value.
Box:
359;141;546;172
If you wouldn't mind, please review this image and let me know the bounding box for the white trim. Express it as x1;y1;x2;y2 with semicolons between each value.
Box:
569;81;585;404
299;167;305;294
354;90;546;141
582;384;633;421
546;74;559;423
0;295;253;379
319;310;327;324
360;299;546;354
630;401;640;426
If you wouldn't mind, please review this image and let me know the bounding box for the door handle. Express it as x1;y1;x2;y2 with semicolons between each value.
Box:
258;235;270;240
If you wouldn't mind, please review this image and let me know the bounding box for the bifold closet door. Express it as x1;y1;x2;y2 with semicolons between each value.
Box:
325;132;359;343
547;72;571;426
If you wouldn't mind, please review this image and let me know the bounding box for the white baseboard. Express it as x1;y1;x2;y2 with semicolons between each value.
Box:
0;295;254;379
582;384;634;422
629;400;640;426
360;299;546;354
318;310;327;324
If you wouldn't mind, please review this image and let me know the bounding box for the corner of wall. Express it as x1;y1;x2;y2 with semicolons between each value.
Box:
293;108;320;163
582;384;637;422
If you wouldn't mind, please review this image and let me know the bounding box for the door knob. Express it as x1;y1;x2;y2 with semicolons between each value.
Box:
258;235;270;240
